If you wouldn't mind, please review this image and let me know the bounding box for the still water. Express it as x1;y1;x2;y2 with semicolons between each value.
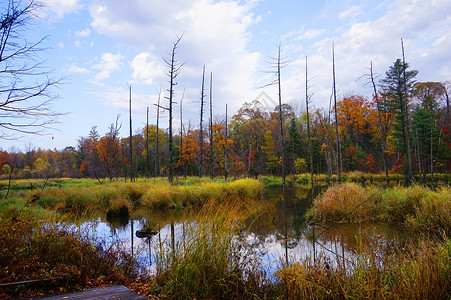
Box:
81;185;421;275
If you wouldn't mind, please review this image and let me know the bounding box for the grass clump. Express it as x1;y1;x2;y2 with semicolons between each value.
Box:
275;238;451;299
309;183;451;233
152;202;273;299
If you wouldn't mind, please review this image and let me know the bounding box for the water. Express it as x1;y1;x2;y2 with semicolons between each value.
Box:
80;185;425;275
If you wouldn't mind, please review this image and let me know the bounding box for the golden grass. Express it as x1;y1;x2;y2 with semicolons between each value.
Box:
309;183;451;233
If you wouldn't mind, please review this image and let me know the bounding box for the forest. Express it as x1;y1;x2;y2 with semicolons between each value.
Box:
1;68;450;184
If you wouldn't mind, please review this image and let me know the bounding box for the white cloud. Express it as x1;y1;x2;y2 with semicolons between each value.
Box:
130;52;166;85
281;0;451;110
41;0;82;20
92;52;124;81
75;28;92;38
88;0;261;118
66;64;90;74
339;5;362;20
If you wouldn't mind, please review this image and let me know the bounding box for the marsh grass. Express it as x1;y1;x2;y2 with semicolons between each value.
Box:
275;237;451;299
309;183;451;233
3;178;262;216
152;201;274;299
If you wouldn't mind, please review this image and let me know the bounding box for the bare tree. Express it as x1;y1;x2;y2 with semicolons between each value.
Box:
263;43;289;188
305;56;314;185
370;61;390;187
199;65;206;178
154;89;162;177
0;0;61;139
145;106;149;179
401;39;414;185
179;88;185;178
163;35;183;183
332;42;342;184
209;72;214;179
128;85;134;182
224;103;228;181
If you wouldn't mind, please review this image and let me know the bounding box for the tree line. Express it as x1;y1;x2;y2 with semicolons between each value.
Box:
1;72;449;183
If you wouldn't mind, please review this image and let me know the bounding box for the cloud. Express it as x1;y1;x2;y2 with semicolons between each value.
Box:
339;5;362;20
92;52;124;81
130;52;166;85
281;0;451;110
41;0;82;20
88;0;261;118
75;28;92;38
66;64;90;74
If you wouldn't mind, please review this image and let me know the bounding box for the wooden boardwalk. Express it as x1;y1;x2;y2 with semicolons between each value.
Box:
38;285;146;299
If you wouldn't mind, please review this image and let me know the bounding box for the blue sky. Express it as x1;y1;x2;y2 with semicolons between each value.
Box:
2;0;451;151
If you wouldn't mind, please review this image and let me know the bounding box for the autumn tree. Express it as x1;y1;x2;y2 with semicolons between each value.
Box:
97;116;122;181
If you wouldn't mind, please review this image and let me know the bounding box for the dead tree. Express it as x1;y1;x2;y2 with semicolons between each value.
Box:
305;56;314;185
179;88;185;178
263;44;289;188
163;35;183;183
332;42;342;184
199;65;206;178
401;39;414;184
0;0;62;139
146;106;149;179
209;72;214;179
154;88;162;177
225;103;228;181
129;85;134;182
370;61;390;187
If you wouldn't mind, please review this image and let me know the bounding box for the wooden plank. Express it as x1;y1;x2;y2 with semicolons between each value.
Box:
38;285;146;300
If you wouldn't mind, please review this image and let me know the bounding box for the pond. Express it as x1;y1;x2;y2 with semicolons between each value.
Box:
81;185;427;275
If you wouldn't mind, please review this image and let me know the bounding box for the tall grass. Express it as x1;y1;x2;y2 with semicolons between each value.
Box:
275;238;451;299
309;183;451;233
6;178;262;216
152;201;274;299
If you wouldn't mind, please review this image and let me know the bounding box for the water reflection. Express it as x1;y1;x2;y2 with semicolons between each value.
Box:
82;185;429;275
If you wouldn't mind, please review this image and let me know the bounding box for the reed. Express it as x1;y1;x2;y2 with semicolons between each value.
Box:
275;238;450;299
152;201;273;299
309;183;451;233
4;178;263;216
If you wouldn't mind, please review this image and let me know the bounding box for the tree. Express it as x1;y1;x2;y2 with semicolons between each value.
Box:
380;58;418;184
163;35;183;183
198;65;206;178
285;118;304;175
305;56;314;184
0;0;61;139
370;61;390;186
97;116;122;180
332;42;342;183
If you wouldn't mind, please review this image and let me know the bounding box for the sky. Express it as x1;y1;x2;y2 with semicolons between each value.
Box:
2;0;451;151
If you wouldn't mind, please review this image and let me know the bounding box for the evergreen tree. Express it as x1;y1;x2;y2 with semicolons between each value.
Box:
380;59;418;183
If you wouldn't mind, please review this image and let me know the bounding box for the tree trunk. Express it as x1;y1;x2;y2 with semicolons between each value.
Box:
129;85;133;182
225;103;228;181
199;65;205;178
401;39;413;185
306;56;314;185
332;43;341;184
370;61;390;187
209;72;214;180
